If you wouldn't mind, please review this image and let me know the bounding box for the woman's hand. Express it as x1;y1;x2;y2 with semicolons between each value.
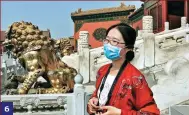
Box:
100;106;121;115
88;97;99;114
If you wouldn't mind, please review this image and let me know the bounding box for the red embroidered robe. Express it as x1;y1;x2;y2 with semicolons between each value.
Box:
87;63;160;115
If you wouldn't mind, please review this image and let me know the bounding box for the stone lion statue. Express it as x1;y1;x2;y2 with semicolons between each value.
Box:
3;21;77;94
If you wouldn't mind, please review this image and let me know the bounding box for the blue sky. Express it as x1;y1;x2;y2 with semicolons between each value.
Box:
2;1;143;39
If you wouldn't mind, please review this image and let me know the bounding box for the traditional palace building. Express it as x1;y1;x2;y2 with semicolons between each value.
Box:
71;3;135;49
129;0;189;33
71;0;189;49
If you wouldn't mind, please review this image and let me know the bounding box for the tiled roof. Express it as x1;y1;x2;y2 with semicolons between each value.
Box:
128;5;144;18
71;3;135;16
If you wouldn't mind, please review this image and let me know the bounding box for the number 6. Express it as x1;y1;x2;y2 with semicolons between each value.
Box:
5;106;9;112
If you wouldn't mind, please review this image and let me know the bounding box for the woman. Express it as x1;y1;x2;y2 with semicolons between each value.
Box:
87;23;160;115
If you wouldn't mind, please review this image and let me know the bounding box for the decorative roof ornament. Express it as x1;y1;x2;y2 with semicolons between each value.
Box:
78;8;82;13
120;2;126;8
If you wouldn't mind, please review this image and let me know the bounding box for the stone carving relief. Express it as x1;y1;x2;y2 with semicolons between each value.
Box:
151;56;189;110
20;97;40;107
157;35;187;50
89;47;111;82
93;28;107;42
155;32;189;65
131;39;145;70
135;17;189;111
142;16;153;33
79;31;89;49
57;96;67;105
90;49;104;81
77;40;82;54
181;17;187;28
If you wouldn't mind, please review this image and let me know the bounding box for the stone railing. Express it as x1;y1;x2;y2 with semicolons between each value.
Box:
1;73;85;115
74;16;189;113
74;16;189;85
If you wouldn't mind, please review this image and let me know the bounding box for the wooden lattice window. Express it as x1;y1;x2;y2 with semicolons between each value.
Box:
93;28;107;42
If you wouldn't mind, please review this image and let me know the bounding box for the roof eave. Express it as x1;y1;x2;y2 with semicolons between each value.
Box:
71;8;135;17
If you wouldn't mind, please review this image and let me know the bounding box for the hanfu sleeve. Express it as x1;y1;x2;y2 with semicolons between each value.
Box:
121;75;160;115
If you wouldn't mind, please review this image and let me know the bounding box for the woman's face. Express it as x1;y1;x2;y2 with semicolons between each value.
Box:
105;28;129;58
106;28;125;48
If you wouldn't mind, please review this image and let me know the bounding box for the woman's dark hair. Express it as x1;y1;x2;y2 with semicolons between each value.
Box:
106;23;136;61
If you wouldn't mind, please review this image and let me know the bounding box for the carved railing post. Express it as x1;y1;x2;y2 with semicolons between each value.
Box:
90;49;104;82
164;22;169;31
185;23;189;43
132;29;145;70
143;16;153;33
78;31;90;84
20;97;40;113
74;73;85;115
142;16;155;67
186;32;189;43
181;17;187;28
57;96;67;115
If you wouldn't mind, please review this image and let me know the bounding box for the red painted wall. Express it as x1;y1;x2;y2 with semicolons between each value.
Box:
74;20;120;48
161;0;167;27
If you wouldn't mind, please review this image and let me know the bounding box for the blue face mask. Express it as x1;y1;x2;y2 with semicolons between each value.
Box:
104;43;122;60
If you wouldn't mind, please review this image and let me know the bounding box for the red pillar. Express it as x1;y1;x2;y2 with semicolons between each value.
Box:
184;0;188;21
161;0;168;31
164;0;168;22
74;23;77;51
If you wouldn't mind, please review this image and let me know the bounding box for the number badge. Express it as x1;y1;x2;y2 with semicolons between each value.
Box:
1;102;13;115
